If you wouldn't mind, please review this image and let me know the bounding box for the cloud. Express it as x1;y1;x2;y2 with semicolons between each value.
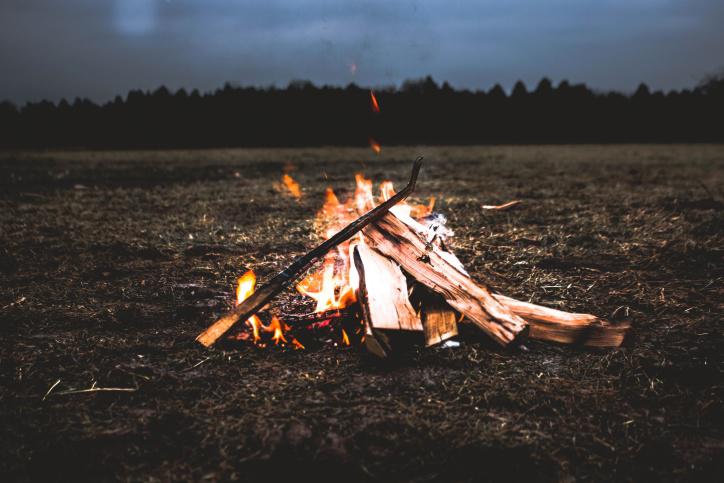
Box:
1;0;722;102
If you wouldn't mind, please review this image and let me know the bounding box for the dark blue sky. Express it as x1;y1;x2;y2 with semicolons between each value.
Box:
1;0;723;103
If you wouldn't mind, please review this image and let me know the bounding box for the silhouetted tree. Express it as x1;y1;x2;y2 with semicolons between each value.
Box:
511;81;528;98
0;75;721;148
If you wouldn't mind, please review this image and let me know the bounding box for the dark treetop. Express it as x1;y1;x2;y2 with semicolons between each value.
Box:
2;75;723;148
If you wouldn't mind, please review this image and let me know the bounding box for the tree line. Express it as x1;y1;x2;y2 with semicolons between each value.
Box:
1;75;722;148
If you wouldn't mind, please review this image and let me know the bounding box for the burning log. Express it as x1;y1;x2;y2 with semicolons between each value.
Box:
492;294;629;347
363;211;528;347
196;158;423;347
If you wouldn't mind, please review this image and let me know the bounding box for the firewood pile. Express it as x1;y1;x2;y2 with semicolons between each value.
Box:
196;159;630;357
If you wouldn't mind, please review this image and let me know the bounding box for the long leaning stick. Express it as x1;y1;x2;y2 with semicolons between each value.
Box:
196;157;423;347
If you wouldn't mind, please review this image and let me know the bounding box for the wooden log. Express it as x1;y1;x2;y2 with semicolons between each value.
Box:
352;243;422;331
492;294;629;347
387;217;629;348
364;212;528;346
420;291;459;347
408;283;459;347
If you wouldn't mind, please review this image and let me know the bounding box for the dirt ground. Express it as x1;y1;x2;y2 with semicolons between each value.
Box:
1;145;722;482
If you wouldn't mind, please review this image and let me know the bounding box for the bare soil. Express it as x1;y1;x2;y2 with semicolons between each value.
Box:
1;145;722;482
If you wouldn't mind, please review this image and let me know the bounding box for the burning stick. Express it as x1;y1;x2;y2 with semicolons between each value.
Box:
196;158;424;347
281;307;356;326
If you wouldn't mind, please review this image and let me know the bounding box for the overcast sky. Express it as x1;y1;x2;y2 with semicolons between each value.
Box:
1;0;723;103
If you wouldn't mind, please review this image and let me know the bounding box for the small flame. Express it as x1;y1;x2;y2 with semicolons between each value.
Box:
266;316;287;345
370;90;380;113
379;181;395;202
281;173;302;199
379;180;435;218
236;271;262;343
341;329;350;346
247;315;262;343
235;270;256;306
354;174;375;212
234;270;302;348
369;138;381;155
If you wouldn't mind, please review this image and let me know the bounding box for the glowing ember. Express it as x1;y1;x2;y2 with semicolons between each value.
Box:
370;90;380;113
281;173;302;199
369;138;381;155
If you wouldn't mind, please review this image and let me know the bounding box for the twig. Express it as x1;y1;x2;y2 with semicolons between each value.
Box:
2;296;26;311
482;200;522;210
42;378;61;401
54;382;137;396
282;307;357;326
189;357;211;370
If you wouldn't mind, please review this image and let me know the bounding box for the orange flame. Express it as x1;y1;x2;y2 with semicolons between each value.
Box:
295;172;435;326
369;138;381;155
235;270;256;306
235;271;262;343
281;173;302;199
266;316;287;345
378;180;435;218
234;270;302;348
232;171;443;349
370;90;380;113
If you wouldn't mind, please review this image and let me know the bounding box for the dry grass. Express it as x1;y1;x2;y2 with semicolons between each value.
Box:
0;145;722;481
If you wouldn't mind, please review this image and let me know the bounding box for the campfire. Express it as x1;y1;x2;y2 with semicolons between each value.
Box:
197;160;630;357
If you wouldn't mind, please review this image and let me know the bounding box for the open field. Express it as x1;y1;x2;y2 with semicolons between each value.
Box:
1;145;722;481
